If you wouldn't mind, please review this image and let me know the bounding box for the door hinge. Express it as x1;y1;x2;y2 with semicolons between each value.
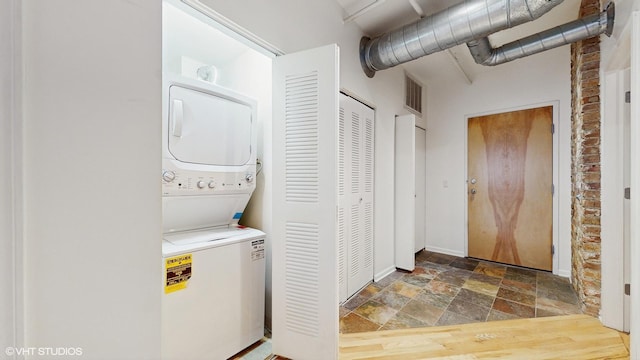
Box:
551;244;555;255
551;123;555;134
625;187;631;200
625;91;631;103
625;283;630;296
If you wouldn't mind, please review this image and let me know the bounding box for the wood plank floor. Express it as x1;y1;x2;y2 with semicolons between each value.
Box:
339;314;630;359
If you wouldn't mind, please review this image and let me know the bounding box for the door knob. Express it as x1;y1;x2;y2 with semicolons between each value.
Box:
470;178;477;184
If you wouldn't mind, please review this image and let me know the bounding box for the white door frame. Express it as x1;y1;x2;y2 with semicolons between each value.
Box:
601;68;630;331
629;11;640;360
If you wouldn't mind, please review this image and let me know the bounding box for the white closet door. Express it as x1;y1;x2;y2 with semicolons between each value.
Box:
338;105;350;303
349;101;363;296
395;114;416;271
361;102;375;288
272;44;339;360
340;94;375;299
415;126;426;253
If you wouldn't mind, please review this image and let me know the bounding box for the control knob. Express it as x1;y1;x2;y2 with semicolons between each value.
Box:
208;181;216;189
197;180;206;189
162;170;176;183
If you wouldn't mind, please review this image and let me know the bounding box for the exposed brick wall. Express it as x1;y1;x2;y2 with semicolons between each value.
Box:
570;0;602;317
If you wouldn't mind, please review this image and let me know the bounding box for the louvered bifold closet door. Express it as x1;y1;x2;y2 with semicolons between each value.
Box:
339;94;375;300
272;44;339;360
361;103;374;290
337;104;350;303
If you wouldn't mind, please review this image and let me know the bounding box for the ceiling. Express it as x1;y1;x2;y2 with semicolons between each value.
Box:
335;0;582;84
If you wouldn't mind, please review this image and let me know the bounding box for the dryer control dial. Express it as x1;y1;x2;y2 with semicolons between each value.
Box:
196;180;206;189
208;181;216;189
162;170;176;183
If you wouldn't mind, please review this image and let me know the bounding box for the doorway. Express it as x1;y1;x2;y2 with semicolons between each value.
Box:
467;106;553;271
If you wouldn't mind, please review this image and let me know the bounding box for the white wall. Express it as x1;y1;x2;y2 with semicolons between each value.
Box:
1;0;19;354
198;0;414;281
21;1;162;358
425;47;573;276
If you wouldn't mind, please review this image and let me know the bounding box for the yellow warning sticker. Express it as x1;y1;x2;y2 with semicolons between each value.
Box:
165;254;192;294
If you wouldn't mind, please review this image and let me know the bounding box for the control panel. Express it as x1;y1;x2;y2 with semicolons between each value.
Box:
162;167;256;196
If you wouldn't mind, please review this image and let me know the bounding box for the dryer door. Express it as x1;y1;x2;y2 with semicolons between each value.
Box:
168;84;253;166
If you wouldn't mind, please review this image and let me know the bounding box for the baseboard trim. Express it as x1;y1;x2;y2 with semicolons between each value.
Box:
424;246;465;258
557;269;571;278
374;266;396;282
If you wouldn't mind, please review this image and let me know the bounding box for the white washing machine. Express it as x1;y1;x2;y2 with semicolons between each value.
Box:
162;227;265;360
160;74;265;360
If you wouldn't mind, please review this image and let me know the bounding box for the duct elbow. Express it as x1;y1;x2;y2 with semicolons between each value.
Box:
467;38;502;66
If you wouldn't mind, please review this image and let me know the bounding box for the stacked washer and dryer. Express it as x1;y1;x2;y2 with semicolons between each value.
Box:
160;74;265;360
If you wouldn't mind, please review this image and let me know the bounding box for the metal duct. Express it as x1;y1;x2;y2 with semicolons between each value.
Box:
359;0;565;77
468;2;615;66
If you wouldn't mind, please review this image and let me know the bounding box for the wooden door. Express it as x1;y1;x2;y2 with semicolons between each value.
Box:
467;106;553;271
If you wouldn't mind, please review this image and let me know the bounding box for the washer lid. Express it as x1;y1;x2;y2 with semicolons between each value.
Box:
162;227;266;256
168;84;253;166
164;226;258;246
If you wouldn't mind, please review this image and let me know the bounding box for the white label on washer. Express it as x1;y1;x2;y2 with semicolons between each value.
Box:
251;239;265;261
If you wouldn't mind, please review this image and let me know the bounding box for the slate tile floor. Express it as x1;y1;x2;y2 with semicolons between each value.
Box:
340;251;583;334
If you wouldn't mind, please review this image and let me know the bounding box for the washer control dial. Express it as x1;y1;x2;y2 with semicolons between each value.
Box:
208;181;216;189
162;170;176;183
197;180;206;189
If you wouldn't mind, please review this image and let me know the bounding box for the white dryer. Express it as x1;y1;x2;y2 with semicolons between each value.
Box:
160;74;265;360
161;74;258;233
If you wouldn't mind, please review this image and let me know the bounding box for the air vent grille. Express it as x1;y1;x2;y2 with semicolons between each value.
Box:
405;74;422;116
